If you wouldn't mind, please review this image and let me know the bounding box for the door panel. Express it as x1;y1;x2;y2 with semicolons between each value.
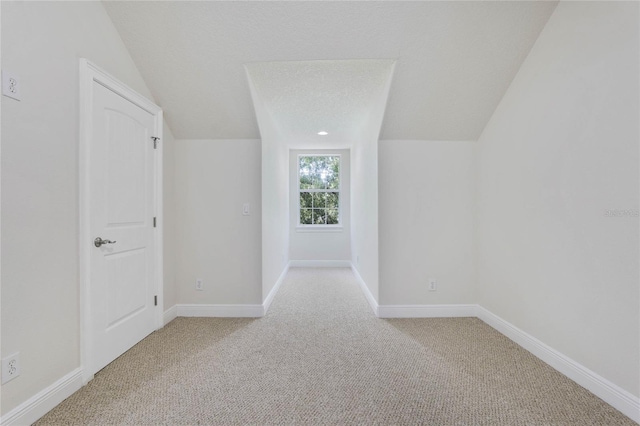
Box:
90;82;157;374
105;109;148;225
105;248;147;329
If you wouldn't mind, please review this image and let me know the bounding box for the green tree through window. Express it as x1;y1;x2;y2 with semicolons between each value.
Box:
299;155;340;225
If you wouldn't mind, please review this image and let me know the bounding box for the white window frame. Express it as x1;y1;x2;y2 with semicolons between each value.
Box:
297;154;342;228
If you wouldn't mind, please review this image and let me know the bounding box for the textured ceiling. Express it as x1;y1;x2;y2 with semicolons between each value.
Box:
103;1;557;141
246;60;396;147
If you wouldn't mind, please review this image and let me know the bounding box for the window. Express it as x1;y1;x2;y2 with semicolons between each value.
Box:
298;155;340;226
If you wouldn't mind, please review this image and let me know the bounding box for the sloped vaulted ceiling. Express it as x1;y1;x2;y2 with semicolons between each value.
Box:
104;1;558;141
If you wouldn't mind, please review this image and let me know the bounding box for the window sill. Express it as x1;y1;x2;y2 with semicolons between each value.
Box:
296;225;343;233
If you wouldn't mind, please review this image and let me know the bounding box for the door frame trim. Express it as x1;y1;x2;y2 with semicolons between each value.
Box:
78;59;163;384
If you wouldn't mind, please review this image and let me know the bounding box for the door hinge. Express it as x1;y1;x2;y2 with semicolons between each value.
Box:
151;136;160;149
153;217;157;228
154;295;158;306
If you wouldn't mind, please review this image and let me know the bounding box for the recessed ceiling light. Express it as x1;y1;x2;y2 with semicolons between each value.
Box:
317;131;328;136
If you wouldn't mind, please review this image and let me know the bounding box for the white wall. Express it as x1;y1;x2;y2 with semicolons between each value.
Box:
289;149;351;261
351;134;379;299
163;123;177;310
174;139;262;305
261;138;289;299
350;65;395;301
379;140;475;305
246;71;289;301
0;1;173;416
476;1;639;397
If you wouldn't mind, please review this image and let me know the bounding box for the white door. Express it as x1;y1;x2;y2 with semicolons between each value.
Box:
88;81;159;375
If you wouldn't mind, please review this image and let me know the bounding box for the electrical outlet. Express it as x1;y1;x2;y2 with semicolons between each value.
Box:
428;279;437;292
2;71;21;101
2;353;20;384
195;278;203;291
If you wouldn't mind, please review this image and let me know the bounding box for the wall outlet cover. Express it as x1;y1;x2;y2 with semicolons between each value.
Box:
428;279;437;292
2;352;21;384
2;71;21;101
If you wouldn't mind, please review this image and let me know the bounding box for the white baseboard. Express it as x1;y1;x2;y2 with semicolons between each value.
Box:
477;306;640;424
11;273;629;426
1;367;83;426
351;264;379;316
263;262;289;315
163;305;178;325
176;304;264;318
378;304;477;318
289;260;351;268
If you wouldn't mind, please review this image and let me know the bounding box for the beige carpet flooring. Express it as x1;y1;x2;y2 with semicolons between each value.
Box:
37;268;634;425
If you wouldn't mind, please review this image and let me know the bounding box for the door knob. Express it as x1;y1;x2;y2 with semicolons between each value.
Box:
94;237;117;248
